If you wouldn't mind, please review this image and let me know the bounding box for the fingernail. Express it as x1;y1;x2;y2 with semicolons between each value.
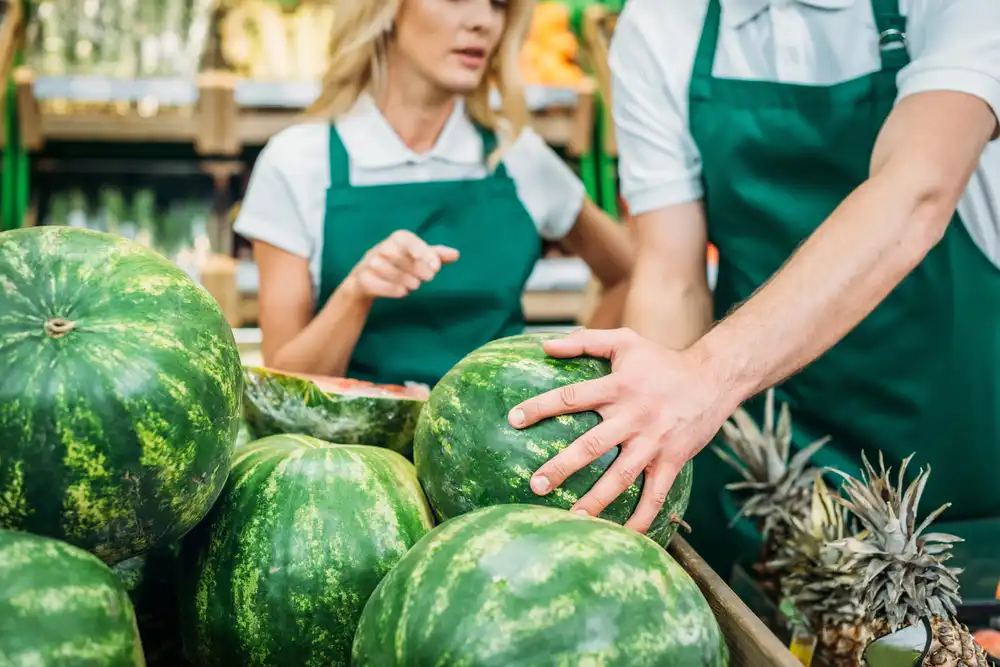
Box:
530;475;550;494
572;508;590;516
508;408;524;427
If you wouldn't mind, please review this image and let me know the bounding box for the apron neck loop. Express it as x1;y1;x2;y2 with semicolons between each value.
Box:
693;0;724;80
328;124;352;188
871;0;910;70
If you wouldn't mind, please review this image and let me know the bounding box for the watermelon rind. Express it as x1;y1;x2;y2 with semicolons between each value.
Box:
178;434;435;667
0;227;243;564
414;332;693;547
242;366;425;455
351;504;729;666
0;529;147;667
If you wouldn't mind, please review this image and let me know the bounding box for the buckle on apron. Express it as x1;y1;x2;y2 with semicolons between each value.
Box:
879;28;908;52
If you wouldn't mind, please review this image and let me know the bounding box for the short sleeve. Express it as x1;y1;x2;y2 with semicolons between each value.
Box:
900;0;1000;134
609;1;704;215
501;127;586;240
233;125;322;259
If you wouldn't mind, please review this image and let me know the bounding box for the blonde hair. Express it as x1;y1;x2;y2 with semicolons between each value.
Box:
307;0;534;166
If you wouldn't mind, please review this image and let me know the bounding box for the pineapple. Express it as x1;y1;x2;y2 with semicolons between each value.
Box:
768;472;871;667
713;387;831;601
829;451;989;667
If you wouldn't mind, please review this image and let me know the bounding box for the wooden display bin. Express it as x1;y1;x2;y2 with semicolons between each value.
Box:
582;4;618;158
669;537;802;667
230;79;597;158
12;68;237;155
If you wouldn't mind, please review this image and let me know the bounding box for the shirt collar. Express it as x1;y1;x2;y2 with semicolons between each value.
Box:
723;0;857;28
337;93;483;169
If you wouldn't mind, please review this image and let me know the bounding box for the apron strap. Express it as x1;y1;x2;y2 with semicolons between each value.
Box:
475;124;512;179
870;0;910;70
327;124;352;188
692;0;723;82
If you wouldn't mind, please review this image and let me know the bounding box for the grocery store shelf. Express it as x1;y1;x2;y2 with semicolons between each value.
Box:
583;4;618;157
12;68;237;154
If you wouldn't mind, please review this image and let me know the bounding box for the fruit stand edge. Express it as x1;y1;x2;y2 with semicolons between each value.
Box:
668;536;801;667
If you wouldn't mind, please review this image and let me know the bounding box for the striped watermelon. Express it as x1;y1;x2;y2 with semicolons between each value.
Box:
414;332;693;546
242;367;426;456
0;529;146;666
0;227;242;564
178;434;435;666
352;504;729;666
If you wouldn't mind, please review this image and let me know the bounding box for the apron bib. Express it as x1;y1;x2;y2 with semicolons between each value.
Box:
317;125;541;387
685;0;1000;583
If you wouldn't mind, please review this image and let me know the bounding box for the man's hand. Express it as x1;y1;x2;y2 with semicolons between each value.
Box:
507;328;740;535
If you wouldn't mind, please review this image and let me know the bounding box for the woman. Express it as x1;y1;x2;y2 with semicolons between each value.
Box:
234;0;632;388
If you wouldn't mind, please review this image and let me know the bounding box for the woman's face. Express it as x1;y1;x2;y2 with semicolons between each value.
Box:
391;0;508;95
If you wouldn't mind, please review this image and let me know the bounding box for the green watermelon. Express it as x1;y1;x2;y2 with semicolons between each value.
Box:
352;504;729;666
178;434;436;667
0;227;242;564
234;418;256;448
113;544;189;667
413;332;693;546
0;529;146;666
242;366;426;456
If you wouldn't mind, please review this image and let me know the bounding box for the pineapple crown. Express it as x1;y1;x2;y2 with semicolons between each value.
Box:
768;472;866;631
713;388;831;535
828;451;964;632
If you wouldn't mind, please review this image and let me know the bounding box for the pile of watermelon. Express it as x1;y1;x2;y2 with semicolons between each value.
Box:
0;227;725;666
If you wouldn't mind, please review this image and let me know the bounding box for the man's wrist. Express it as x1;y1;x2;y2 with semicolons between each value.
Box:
685;325;759;415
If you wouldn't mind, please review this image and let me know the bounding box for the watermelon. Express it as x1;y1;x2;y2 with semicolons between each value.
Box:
413;332;693;546
0;529;146;666
0;227;242;564
113;543;189;667
178;434;435;666
352;504;729;666
242;366;426;456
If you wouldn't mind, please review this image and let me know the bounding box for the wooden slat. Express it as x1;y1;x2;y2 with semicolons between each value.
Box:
669;537;802;667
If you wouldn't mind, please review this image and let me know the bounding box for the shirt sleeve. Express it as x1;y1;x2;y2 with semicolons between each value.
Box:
899;0;1000;133
501;126;586;241
233;126;318;259
609;2;704;215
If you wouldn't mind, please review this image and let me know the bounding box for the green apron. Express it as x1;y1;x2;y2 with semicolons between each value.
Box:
685;0;1000;585
316;124;542;388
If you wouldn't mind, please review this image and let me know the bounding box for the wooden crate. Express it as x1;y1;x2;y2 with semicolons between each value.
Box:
582;4;618;158
669;537;802;667
12;68;237;155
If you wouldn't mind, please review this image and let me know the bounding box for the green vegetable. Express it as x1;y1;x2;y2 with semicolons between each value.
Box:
0;529;146;667
352;504;729;667
178;434;435;666
414;332;693;546
0;227;243;564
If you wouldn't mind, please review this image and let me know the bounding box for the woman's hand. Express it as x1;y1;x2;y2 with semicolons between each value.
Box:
507;328;743;535
346;230;459;300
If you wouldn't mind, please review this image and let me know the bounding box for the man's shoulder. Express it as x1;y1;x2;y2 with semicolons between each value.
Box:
617;0;709;40
612;0;708;81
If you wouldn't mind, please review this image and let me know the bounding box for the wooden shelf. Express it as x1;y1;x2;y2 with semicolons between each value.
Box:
12;68;237;155
0;0;22;149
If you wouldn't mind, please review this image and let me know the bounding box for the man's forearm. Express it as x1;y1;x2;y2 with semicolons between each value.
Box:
625;264;713;351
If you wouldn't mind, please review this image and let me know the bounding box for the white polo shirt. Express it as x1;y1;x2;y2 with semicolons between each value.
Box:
609;0;1000;268
234;94;587;297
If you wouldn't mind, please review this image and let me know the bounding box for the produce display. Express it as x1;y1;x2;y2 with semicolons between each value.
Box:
0;227;242;564
42;186;216;267
178;434;435;666
24;0;214;79
521;2;586;86
713;388;831;603
827;453;990;667
218;0;333;81
414;332;693;546
0;529;145;667
242;366;427;456
352;504;730;667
